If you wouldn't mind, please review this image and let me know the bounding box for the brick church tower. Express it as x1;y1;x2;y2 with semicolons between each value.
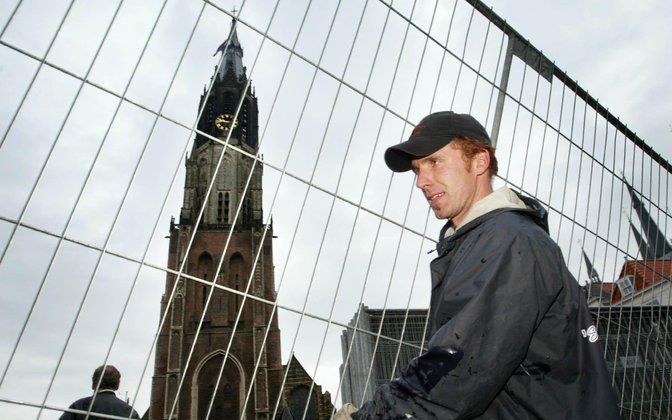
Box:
149;19;283;419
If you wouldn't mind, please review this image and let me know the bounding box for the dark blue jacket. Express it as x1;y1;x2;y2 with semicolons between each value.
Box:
59;391;140;420
354;195;620;419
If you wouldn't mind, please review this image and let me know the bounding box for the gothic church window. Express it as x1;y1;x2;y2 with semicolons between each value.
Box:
288;385;318;420
224;192;230;223
217;192;223;223
243;196;250;223
223;91;234;113
197;354;240;418
198;252;213;278
229;253;245;322
198;253;213;314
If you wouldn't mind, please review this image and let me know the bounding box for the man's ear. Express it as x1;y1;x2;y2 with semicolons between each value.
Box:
472;149;490;176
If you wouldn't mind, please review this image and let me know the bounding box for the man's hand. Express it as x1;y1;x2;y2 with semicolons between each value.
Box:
334;403;359;420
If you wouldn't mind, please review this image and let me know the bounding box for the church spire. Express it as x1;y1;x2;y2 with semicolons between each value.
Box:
629;218;653;260
581;249;601;283
624;179;672;258
214;17;245;80
192;16;258;152
181;18;261;227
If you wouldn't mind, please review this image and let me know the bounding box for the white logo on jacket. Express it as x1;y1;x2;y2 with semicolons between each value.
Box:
581;325;599;342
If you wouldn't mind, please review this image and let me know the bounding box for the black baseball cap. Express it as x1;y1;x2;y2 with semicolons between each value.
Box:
384;111;491;172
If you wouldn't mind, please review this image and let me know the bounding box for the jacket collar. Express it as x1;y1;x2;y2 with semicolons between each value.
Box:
436;188;548;255
441;187;527;239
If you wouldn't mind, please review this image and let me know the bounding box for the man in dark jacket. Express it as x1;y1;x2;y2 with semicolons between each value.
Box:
59;365;140;420
339;112;619;419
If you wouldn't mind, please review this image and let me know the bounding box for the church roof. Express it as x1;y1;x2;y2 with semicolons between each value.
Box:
611;258;672;304
283;354;312;383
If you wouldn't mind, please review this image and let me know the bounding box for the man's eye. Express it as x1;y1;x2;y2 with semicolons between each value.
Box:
430;159;440;166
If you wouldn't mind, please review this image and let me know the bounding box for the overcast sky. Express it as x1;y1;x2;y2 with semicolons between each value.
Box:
0;0;671;418
486;0;672;162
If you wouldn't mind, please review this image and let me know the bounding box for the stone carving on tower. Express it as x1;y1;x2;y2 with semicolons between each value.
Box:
149;18;283;419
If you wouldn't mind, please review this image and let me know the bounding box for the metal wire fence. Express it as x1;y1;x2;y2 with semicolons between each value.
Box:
0;0;670;419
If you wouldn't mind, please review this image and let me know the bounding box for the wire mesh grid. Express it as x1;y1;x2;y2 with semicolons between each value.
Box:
0;0;670;419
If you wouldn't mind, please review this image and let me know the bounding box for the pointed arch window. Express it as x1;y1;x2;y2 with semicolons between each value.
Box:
196;354;240;418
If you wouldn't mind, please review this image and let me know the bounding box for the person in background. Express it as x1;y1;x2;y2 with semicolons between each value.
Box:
59;364;139;420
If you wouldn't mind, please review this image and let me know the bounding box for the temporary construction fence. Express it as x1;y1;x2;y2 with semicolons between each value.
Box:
0;0;670;419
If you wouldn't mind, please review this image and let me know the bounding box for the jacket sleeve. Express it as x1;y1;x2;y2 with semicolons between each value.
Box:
355;233;563;419
58;399;84;420
58;407;76;420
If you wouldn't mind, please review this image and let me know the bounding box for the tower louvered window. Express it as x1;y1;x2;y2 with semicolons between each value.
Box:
224;192;230;223
217;192;223;223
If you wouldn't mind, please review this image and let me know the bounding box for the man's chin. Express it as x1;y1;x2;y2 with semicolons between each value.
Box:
431;208;449;220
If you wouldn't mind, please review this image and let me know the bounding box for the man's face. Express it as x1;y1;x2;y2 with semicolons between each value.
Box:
411;142;479;224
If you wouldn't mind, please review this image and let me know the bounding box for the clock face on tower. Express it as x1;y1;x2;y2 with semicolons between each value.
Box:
214;113;239;131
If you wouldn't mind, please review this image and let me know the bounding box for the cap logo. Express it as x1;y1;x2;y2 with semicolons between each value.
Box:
411;124;425;138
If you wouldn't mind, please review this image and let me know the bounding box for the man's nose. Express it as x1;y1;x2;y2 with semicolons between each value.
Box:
415;170;429;189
